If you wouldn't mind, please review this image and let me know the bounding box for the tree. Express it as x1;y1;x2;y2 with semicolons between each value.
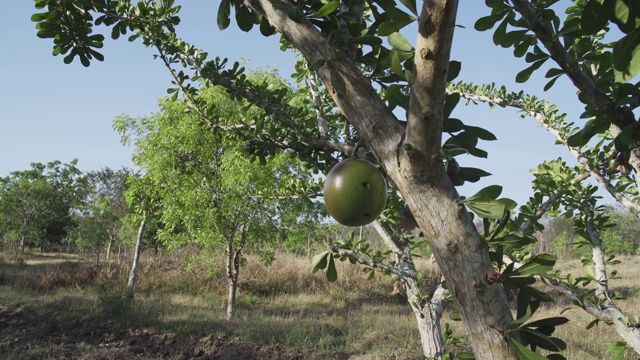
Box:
0;160;85;252
84;167;134;261
32;0;640;358
601;205;640;255
114;84;322;318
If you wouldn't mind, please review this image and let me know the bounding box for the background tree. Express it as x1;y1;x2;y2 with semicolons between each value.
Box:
114;83;323;318
601;205;640;255
31;0;640;358
0;160;85;253
83;167;134;261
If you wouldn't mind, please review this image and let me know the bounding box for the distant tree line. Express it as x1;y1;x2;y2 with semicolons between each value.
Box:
534;206;640;258
0;161;135;258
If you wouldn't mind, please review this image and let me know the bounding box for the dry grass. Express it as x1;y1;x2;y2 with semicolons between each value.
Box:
0;251;638;359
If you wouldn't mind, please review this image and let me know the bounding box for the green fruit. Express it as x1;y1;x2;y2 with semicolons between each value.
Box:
323;158;387;226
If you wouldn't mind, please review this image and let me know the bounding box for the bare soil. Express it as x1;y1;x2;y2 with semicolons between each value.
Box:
0;305;340;360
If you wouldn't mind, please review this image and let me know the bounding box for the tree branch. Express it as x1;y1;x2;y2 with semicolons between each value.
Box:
452;90;640;217
508;0;633;127
509;0;640;178
306;70;329;138
196;187;323;201
327;242;412;280
247;137;353;156
518;172;590;235
406;0;459;158
539;275;640;354
245;0;404;166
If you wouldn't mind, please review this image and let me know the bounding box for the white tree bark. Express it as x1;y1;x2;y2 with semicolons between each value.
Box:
372;220;445;358
225;243;241;320
126;214;146;304
403;261;446;359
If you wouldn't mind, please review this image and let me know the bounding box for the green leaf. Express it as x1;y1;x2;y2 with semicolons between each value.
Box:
287;7;305;23
391;51;405;79
388;32;413;52
524;317;569;328
492;17;509;46
326;255;337;282
611;0;636;33
491;234;536;248
586;319;599;329
543;75;562;91
503;276;537;288
88;48;104;62
458;167;492;179
315;1;340;17
311;250;330;272
443;93;460;120
259;16;276;36
567;117;610;147
510;338;548;360
614;125;638;151
546;354;567;360
309;59;326;71
510;254;556;277
516;58;547;83
614;27;640;82
351;35;383;46
378;8;417;35
475;12;507;31
517;328;563;352
464;200;506;219
464;185;503;202
31;12;48;22
520;284;555;302
582;262;597;280
447;60;461;82
217;0;231;30
511;303;534;326
464;125;497;141
516;290;533;321
444;118;464;132
581;0;614;34
386;7;417;25
235;5;255;32
398;0;417;16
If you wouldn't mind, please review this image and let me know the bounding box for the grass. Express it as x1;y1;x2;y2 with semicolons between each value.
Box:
0;250;638;359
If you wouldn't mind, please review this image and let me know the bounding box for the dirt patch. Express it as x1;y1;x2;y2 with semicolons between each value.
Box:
0;306;341;359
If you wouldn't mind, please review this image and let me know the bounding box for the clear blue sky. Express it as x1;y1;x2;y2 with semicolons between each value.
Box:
1;1;589;206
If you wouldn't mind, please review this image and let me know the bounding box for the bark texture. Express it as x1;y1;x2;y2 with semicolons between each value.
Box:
372;220;445;358
126;215;146;304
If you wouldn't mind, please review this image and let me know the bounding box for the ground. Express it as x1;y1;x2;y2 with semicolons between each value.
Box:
0;305;336;360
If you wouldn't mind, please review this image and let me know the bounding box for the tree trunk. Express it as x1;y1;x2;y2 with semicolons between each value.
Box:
225;245;240;320
403;261;446;358
20;225;27;254
582;206;640;355
106;239;113;262
372;220;446;358
585;207;609;301
226;275;238;320
126;215;146;304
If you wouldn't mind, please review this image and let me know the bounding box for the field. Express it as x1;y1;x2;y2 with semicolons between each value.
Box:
0;251;638;359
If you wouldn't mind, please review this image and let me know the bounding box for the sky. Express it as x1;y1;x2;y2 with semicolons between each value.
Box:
1;1;591;206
